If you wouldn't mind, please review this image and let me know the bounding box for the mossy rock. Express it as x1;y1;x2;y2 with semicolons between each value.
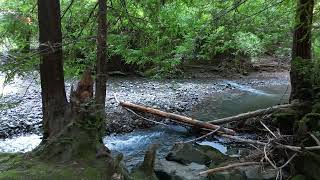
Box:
0;153;126;180
294;152;320;180
130;144;158;180
131;170;158;180
195;144;230;166
166;143;229;166
207;169;246;180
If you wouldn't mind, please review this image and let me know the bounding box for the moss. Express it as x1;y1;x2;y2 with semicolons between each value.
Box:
291;174;307;180
292;57;313;81
195;144;230;166
130;144;158;180
131;170;158;180
294;152;320;180
272;111;298;134
296;113;320;134
312;103;320;113
0;153;120;180
208;169;246;180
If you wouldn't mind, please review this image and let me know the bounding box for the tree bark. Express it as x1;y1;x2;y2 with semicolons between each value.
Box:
95;0;107;116
38;0;67;140
290;0;314;101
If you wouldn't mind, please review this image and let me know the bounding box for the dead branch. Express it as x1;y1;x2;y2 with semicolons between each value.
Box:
119;101;235;135
309;133;320;146
208;104;293;125
260;121;277;138
179;127;221;144
219;133;320;152
219;133;267;146
199;162;263;175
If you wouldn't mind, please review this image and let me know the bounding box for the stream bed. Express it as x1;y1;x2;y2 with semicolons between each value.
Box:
0;71;290;169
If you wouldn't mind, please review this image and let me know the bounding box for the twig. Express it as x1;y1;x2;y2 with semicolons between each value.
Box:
275;143;320;151
279;153;297;169
219;133;268;146
260;121;277;138
61;0;75;19
114;93;120;104
179;127;221;144
309;133;320;146
199;161;263;175
263;142;277;169
219;133;320;152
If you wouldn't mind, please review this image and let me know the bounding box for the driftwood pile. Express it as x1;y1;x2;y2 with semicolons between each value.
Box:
115;95;320;179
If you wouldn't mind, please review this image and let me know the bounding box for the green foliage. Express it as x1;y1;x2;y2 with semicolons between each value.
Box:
233;32;264;57
0;0;317;78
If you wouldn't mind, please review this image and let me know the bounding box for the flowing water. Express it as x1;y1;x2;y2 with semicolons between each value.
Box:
0;73;290;169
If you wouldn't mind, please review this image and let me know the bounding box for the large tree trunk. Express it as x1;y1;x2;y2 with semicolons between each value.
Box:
95;0;107;116
35;0;111;163
290;0;314;102
30;0;127;178
38;0;68;141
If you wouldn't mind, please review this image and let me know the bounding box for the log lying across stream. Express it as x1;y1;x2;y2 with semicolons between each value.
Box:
207;103;293;125
119;101;236;135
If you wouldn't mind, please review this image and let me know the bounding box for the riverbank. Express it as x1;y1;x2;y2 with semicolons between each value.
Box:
0;70;292;179
0;70;290;138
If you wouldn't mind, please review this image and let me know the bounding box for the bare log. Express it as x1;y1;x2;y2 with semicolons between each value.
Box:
119;101;235;135
199;162;263;175
208;104;293;125
220;133;320;152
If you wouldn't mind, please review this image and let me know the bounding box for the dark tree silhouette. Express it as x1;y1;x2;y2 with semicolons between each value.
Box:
290;0;314;102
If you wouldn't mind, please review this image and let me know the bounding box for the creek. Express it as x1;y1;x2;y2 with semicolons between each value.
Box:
0;72;290;169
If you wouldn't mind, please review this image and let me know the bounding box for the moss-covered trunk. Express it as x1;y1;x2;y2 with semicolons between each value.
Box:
12;0;127;179
289;1;320;179
290;0;314;102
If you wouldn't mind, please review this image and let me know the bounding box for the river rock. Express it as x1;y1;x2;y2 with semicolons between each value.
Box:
166;143;228;166
238;165;277;180
154;158;208;180
207;169;246;180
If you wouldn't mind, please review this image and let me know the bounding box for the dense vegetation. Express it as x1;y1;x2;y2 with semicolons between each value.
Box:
0;0;319;79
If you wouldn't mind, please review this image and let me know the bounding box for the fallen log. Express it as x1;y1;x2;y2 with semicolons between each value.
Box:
208;103;293;125
119;101;235;135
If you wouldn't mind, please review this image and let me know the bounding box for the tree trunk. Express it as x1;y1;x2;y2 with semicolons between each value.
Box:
35;0;111;162
95;0;107;116
38;0;68;141
290;0;314;102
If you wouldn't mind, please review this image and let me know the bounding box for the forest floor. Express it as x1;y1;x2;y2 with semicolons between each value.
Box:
0;56;290;137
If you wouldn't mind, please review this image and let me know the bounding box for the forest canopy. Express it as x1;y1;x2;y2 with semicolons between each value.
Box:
0;0;319;78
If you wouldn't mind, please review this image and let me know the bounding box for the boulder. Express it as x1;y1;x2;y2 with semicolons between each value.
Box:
207;170;246;180
154;158;208;180
238;165;277;180
166;143;228;166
